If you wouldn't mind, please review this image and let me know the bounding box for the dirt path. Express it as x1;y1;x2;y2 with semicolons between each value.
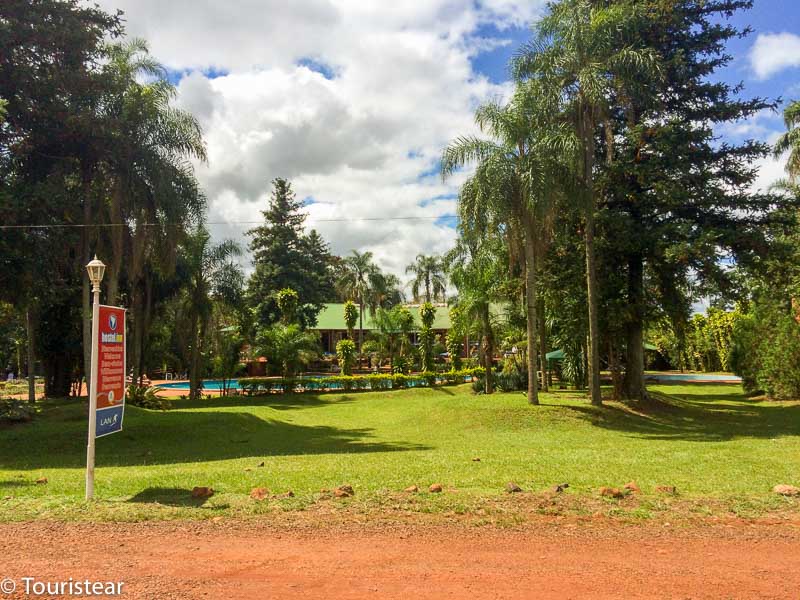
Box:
1;520;799;599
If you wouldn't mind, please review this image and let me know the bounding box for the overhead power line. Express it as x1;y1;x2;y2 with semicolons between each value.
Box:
0;214;459;230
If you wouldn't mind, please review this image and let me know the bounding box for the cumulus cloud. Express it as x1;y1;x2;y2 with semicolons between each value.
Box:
93;0;539;281
749;32;800;80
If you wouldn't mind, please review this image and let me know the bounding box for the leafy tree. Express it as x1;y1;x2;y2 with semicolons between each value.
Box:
442;89;569;404
775;99;800;180
336;339;356;376
371;305;416;371
275;288;299;325
258;324;320;380
406;255;446;303
446;226;506;395
589;0;778;401
513;0;660;405
418;302;437;372
248;178;334;330
178;229;242;400
343;300;358;341
335;250;380;353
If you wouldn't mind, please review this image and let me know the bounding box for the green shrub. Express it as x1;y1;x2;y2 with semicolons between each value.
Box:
336;339;357;376
0;399;34;423
757;315;800;399
237;368;483;395
126;386;170;410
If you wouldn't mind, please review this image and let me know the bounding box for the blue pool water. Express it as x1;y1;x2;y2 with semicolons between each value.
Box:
157;379;242;391
156;372;742;392
646;373;741;382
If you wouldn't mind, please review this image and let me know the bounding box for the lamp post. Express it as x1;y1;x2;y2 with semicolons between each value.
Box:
85;256;105;501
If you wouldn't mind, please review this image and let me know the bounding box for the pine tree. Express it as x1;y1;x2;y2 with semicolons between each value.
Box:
247;179;335;329
598;0;781;400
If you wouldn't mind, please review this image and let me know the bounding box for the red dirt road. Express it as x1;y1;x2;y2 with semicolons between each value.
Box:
2;520;799;599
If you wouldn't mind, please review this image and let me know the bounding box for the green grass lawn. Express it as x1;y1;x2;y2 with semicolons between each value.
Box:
1;383;799;522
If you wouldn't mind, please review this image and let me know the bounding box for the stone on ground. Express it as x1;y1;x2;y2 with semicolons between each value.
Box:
429;483;443;493
773;484;800;497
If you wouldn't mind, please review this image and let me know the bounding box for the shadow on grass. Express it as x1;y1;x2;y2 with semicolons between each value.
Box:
0;405;431;470
559;387;800;442
170;392;359;412
127;487;218;508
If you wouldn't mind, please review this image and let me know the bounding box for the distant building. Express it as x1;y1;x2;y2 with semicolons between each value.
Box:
310;303;452;354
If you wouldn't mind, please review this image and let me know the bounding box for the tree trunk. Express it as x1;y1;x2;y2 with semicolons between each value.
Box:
523;231;539;405
358;301;364;370
106;183;124;305
26;307;36;404
585;210;602;405
482;306;494;395
580;108;602;406
538;295;549;392
189;315;201;400
622;252;647;401
609;340;623;400
130;286;143;385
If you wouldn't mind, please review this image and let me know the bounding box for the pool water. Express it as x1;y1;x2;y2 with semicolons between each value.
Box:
155;372;742;392
157;379;242;391
646;373;742;382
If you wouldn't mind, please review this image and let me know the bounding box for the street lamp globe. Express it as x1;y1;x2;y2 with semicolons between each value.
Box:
86;256;106;291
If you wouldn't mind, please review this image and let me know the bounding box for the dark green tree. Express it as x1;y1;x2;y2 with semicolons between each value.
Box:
248;179;334;330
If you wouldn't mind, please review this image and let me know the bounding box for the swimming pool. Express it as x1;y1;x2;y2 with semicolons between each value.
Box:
156;372;743;392
645;373;742;383
156;379;243;391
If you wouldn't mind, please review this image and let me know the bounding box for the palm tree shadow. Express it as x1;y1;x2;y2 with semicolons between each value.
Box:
1;406;431;469
127;487;220;508
559;389;800;442
171;392;359;411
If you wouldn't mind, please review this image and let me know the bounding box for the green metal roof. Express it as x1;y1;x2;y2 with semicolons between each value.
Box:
311;303;452;331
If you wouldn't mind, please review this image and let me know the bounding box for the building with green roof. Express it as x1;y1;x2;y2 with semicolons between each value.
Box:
311;303;452;353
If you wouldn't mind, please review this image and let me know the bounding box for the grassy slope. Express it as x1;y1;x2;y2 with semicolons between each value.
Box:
1;383;798;521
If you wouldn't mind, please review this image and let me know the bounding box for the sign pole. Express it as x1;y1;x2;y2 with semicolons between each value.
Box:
86;281;100;501
84;257;106;501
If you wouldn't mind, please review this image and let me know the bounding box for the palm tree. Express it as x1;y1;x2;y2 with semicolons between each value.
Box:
335;250;380;355
180;229;242;400
99;39;207;383
775;99;800;181
406;254;447;303
446;230;504;395
442;91;568;405
257;324;320;380
512;0;659;405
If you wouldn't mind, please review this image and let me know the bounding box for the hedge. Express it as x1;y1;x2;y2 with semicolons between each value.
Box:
238;368;485;395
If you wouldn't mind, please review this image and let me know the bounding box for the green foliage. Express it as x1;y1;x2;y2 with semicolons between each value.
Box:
756;316;800;399
257;324;320;380
418;302;437;372
730;299;800;399
446;330;463;370
419;302;436;328
238;368;484;395
247;179;334;329
336;339;357;376
0;399;34;423
343;300;358;337
125;386;170;411
275;288;299;325
406;254;446;303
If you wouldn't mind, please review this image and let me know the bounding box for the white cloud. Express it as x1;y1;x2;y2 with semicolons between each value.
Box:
750;152;789;194
91;0;539;281
716;108;783;144
749;32;800;80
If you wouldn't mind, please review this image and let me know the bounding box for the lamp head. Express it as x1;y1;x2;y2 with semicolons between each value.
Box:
86;256;106;291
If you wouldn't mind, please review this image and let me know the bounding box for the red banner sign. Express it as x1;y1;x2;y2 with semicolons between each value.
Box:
95;306;126;436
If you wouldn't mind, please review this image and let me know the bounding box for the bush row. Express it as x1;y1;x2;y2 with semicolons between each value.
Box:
238;368;485;395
